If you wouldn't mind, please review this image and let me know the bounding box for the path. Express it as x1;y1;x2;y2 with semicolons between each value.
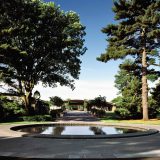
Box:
59;110;99;122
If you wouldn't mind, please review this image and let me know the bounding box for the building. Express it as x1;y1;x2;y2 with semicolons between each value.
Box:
64;99;85;110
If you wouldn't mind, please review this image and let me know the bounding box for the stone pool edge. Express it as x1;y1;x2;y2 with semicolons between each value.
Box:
10;122;159;139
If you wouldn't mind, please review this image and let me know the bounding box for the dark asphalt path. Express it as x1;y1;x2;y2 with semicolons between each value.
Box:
59;111;99;122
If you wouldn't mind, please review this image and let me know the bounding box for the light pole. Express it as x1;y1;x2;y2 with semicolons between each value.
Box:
33;90;41;113
33;90;40;100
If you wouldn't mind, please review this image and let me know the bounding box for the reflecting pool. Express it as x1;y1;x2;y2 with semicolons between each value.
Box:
17;124;143;135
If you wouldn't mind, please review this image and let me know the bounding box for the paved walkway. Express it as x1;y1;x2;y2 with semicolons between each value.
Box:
59;110;99;121
0;111;160;159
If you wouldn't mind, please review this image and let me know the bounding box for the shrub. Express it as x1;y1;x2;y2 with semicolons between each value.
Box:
112;96;142;119
0;96;26;121
115;108;131;119
35;100;50;115
21;115;52;121
156;113;160;120
90;108;106;118
148;97;160;119
50;109;63;119
97;109;106;117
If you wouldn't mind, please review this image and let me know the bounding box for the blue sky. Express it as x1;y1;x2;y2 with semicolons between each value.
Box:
34;0;122;101
45;0;120;80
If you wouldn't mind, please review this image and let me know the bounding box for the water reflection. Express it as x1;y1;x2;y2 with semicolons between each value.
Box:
19;125;141;135
115;128;136;133
53;126;65;135
20;126;48;134
89;126;106;135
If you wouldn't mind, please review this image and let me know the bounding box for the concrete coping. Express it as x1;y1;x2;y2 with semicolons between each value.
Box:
10;123;159;139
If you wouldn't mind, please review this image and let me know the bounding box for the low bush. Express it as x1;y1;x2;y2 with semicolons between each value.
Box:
101;111;119;120
21;115;52;121
91;108;106;118
0;96;26;121
114;108;131;120
35;100;50;115
50;109;63;119
148;97;160;119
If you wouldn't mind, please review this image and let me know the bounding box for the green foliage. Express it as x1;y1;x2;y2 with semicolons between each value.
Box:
113;96;142;119
50;109;63;119
0;0;86;114
151;82;160;106
91;108;106;118
113;59;160;119
21;115;52;121
98;0;160;62
86;96;112;117
87;95;112;110
97;0;160;120
35;100;50;115
112;96;123;107
0;96;26;121
149;82;160;118
113;59;142;119
101;111;118;120
93;96;107;108
148;97;160;118
50;96;64;107
115;108;131;120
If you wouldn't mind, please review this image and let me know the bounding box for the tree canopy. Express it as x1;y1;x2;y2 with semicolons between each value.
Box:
50;96;64;107
0;0;86;114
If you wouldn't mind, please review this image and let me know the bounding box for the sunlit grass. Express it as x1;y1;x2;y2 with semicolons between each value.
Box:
100;111;160;125
100;118;160;125
2;119;160;125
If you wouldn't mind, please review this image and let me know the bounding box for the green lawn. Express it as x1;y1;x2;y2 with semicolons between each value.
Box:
100;118;160;125
1;111;160;125
99;111;160;125
1;119;160;125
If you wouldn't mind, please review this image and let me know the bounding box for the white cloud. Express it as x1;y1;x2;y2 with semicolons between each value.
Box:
33;80;118;102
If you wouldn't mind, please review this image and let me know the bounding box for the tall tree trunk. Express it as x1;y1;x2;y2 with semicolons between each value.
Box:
142;47;149;120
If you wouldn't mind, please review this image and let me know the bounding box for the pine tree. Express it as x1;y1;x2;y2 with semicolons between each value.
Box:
97;0;160;120
114;59;142;119
151;81;160;110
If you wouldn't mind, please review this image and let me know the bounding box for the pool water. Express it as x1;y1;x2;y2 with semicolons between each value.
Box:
17;125;143;135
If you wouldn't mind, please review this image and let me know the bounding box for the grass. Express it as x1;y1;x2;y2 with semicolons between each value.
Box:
2;119;160;125
100;111;160;125
0;120;53;125
100;118;160;125
1;112;160;125
0;115;54;125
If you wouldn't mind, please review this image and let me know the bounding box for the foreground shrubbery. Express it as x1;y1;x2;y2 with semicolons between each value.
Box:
21;115;52;121
86;96;112;118
50;109;64;119
21;108;64;122
113;96;160;120
0;96;26;121
0;96;64;122
91;108;106;118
